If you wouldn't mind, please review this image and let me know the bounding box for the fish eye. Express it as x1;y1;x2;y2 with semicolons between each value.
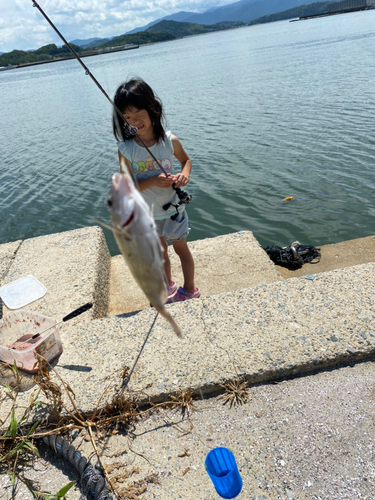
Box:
107;197;113;207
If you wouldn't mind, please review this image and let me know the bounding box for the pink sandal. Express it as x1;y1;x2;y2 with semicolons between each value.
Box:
165;282;178;304
168;282;177;295
169;286;201;303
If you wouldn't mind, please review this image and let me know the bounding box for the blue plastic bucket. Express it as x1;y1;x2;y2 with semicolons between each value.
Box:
205;447;242;499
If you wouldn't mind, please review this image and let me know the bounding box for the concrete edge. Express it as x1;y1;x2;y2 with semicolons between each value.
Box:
0;240;23;285
91;228;111;319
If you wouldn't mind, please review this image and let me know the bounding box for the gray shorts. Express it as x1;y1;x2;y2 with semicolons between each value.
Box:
155;210;190;242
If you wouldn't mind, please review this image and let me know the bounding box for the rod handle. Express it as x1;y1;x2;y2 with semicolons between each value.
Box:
62;302;93;322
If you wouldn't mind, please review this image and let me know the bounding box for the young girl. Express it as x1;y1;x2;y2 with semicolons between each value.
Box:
112;77;200;303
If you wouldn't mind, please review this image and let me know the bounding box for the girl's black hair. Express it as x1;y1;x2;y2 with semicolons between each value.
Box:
112;77;166;142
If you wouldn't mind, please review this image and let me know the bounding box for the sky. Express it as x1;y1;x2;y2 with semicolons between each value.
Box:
0;0;234;53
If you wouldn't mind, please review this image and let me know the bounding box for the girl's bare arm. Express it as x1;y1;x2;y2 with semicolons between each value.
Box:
171;135;192;188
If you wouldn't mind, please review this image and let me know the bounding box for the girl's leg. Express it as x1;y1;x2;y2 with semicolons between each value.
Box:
172;238;195;294
160;237;173;287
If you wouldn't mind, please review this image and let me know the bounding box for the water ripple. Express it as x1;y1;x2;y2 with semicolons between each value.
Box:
1;11;375;254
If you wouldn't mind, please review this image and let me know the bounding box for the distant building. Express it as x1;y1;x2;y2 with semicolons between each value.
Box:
328;0;375;11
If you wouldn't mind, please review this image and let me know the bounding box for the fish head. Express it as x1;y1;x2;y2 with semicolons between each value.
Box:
107;172;136;229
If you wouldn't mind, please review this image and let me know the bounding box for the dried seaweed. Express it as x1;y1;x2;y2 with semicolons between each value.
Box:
167;388;197;416
0;356;196;499
218;377;249;407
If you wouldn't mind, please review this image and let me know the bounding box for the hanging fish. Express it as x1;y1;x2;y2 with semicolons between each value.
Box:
106;169;182;338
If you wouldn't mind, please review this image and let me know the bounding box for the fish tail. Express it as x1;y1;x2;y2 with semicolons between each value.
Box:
159;308;183;339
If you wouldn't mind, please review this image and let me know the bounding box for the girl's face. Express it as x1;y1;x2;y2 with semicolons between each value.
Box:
123;106;153;138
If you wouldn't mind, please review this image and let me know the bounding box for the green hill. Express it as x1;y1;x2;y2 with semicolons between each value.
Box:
0;43;82;66
96;31;177;49
248;1;341;25
146;19;245;37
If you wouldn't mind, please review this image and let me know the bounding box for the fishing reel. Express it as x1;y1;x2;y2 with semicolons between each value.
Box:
163;185;192;220
174;185;192;205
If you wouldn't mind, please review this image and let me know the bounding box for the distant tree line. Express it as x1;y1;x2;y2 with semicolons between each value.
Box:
145;20;245;38
91;31;177;49
0;43;83;66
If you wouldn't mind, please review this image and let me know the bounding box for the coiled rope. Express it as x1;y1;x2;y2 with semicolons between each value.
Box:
39;435;113;500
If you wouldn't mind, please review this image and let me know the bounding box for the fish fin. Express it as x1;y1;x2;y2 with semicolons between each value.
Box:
119;155;138;185
159;308;183;339
119;155;126;173
88;216;121;234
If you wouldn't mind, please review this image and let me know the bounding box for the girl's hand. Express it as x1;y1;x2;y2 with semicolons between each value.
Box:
173;172;189;188
155;173;177;188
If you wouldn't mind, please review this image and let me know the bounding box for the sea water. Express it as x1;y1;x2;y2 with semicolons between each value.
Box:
1;10;374;255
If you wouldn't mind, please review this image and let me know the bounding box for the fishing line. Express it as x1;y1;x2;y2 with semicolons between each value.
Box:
120;312;159;395
31;0;169;177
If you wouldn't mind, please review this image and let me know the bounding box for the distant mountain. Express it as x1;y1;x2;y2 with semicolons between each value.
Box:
94;31;177;49
124;0;325;33
182;0;325;24
81;38;112;49
69;37;103;47
126;11;200;34
69;37;116;48
89;20;244;51
146;20;245;37
248;1;336;24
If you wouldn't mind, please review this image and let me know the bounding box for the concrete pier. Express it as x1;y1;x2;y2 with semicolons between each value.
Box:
0;228;374;499
1;227;374;412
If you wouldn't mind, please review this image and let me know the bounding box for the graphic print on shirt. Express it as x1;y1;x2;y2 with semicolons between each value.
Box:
132;158;172;175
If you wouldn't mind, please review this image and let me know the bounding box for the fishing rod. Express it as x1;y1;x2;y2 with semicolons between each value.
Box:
31;0;180;183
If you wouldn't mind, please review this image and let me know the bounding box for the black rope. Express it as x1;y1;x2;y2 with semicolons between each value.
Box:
38;435;114;500
263;243;321;270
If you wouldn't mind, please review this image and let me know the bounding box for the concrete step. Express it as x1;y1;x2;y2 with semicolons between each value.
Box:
275;235;375;279
0;227;110;321
0;240;22;282
108;231;284;315
108;232;375;316
2;260;374;421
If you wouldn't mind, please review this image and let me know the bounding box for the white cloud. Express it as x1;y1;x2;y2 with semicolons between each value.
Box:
0;0;233;52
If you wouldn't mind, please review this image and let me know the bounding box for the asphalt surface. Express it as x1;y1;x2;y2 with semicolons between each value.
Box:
1;359;374;500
